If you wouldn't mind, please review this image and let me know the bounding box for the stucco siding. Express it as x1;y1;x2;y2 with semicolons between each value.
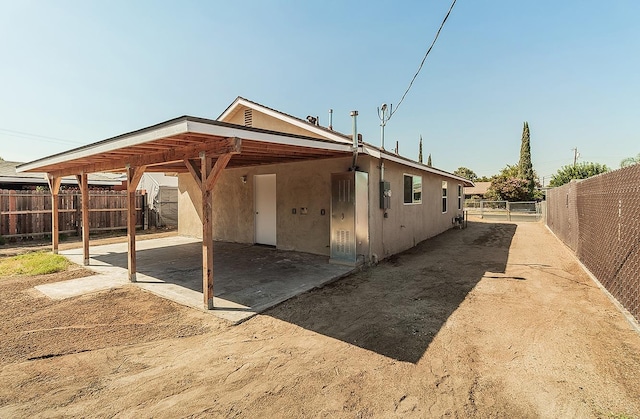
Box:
178;156;355;256
178;153;463;261
367;159;464;259
222;106;328;140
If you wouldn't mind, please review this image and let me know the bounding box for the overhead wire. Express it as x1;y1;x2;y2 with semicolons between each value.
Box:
389;0;457;121
0;127;82;146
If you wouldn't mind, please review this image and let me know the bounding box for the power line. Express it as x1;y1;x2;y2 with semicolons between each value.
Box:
0;127;82;146
389;0;457;120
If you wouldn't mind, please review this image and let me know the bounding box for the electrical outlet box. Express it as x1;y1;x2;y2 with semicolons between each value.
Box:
380;181;391;209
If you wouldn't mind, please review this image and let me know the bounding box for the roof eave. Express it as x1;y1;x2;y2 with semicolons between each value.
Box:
0;175;121;186
17;117;355;174
17;118;191;173
361;144;474;187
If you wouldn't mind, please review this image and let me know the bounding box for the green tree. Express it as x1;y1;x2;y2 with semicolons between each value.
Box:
518;122;535;194
453;167;478;182
549;162;610;187
427;153;432;167
485;165;525;201
477;175;492;182
485;176;531;201
620;153;640;168
485;164;542;201
418;135;423;163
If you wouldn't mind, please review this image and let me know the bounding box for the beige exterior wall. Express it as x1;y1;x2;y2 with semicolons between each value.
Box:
222;106;328;140
179;153;463;261
182;99;462;260
367;158;464;260
178;157;354;256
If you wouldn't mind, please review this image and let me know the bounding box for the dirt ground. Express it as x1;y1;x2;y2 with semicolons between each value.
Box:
1;221;640;418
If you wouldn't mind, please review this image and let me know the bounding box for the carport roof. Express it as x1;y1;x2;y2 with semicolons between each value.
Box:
16;113;474;187
17;116;355;177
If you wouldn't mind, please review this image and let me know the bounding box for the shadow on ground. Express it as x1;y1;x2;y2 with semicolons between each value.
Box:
90;240;351;311
267;222;517;364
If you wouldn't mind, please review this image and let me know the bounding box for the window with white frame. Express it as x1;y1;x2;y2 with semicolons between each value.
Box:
442;181;448;213
458;184;463;210
403;174;422;204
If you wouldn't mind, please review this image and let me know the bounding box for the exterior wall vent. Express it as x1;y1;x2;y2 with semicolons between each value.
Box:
244;108;253;127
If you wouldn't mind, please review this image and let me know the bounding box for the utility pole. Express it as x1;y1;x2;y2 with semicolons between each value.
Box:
572;147;579;167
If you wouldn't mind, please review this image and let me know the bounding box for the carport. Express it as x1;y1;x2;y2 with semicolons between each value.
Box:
18;117;354;310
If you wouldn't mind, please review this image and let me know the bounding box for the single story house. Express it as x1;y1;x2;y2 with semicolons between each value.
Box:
464;181;491;200
0;160;121;190
17;97;473;309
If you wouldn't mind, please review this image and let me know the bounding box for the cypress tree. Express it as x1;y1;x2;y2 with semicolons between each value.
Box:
518;121;535;195
427;153;432;167
418;135;423;163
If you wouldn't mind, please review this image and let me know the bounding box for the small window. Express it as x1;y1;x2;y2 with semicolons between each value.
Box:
457;184;463;210
442;181;448;213
403;174;422;204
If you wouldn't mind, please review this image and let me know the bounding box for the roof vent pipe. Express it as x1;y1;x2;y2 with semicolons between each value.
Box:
329;109;333;130
350;110;358;170
350;110;358;149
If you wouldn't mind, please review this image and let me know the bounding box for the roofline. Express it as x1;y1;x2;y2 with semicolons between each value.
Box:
16;107;473;188
17;116;355;173
0;175;120;186
361;144;474;187
218;97;354;146
17;116;191;172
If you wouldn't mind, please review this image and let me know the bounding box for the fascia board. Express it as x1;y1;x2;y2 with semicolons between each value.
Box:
361;145;473;186
0;176;119;186
17;121;190;173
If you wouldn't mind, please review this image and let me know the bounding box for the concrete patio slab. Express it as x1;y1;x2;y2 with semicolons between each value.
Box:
35;275;128;299
37;237;354;323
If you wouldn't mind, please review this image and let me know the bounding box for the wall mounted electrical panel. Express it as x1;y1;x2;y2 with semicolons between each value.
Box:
380;181;391;209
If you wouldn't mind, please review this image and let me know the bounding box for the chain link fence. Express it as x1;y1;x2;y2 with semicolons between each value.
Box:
546;182;579;251
153;186;178;228
546;165;640;324
465;200;543;222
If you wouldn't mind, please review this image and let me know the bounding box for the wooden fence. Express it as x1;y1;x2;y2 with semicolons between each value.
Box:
0;190;146;238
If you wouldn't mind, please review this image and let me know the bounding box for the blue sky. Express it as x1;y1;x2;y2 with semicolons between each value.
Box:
1;1;638;184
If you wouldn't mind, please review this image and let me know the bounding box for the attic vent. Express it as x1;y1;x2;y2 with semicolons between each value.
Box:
244;109;253;127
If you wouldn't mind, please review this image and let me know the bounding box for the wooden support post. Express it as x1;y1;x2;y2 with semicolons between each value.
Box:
198;151;236;310
201;153;214;309
126;165;146;282
76;173;90;265
46;175;62;254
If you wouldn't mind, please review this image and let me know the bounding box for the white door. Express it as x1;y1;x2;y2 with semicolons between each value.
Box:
254;174;276;246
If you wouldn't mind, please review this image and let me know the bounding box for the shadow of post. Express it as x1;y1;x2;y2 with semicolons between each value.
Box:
266;221;517;364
